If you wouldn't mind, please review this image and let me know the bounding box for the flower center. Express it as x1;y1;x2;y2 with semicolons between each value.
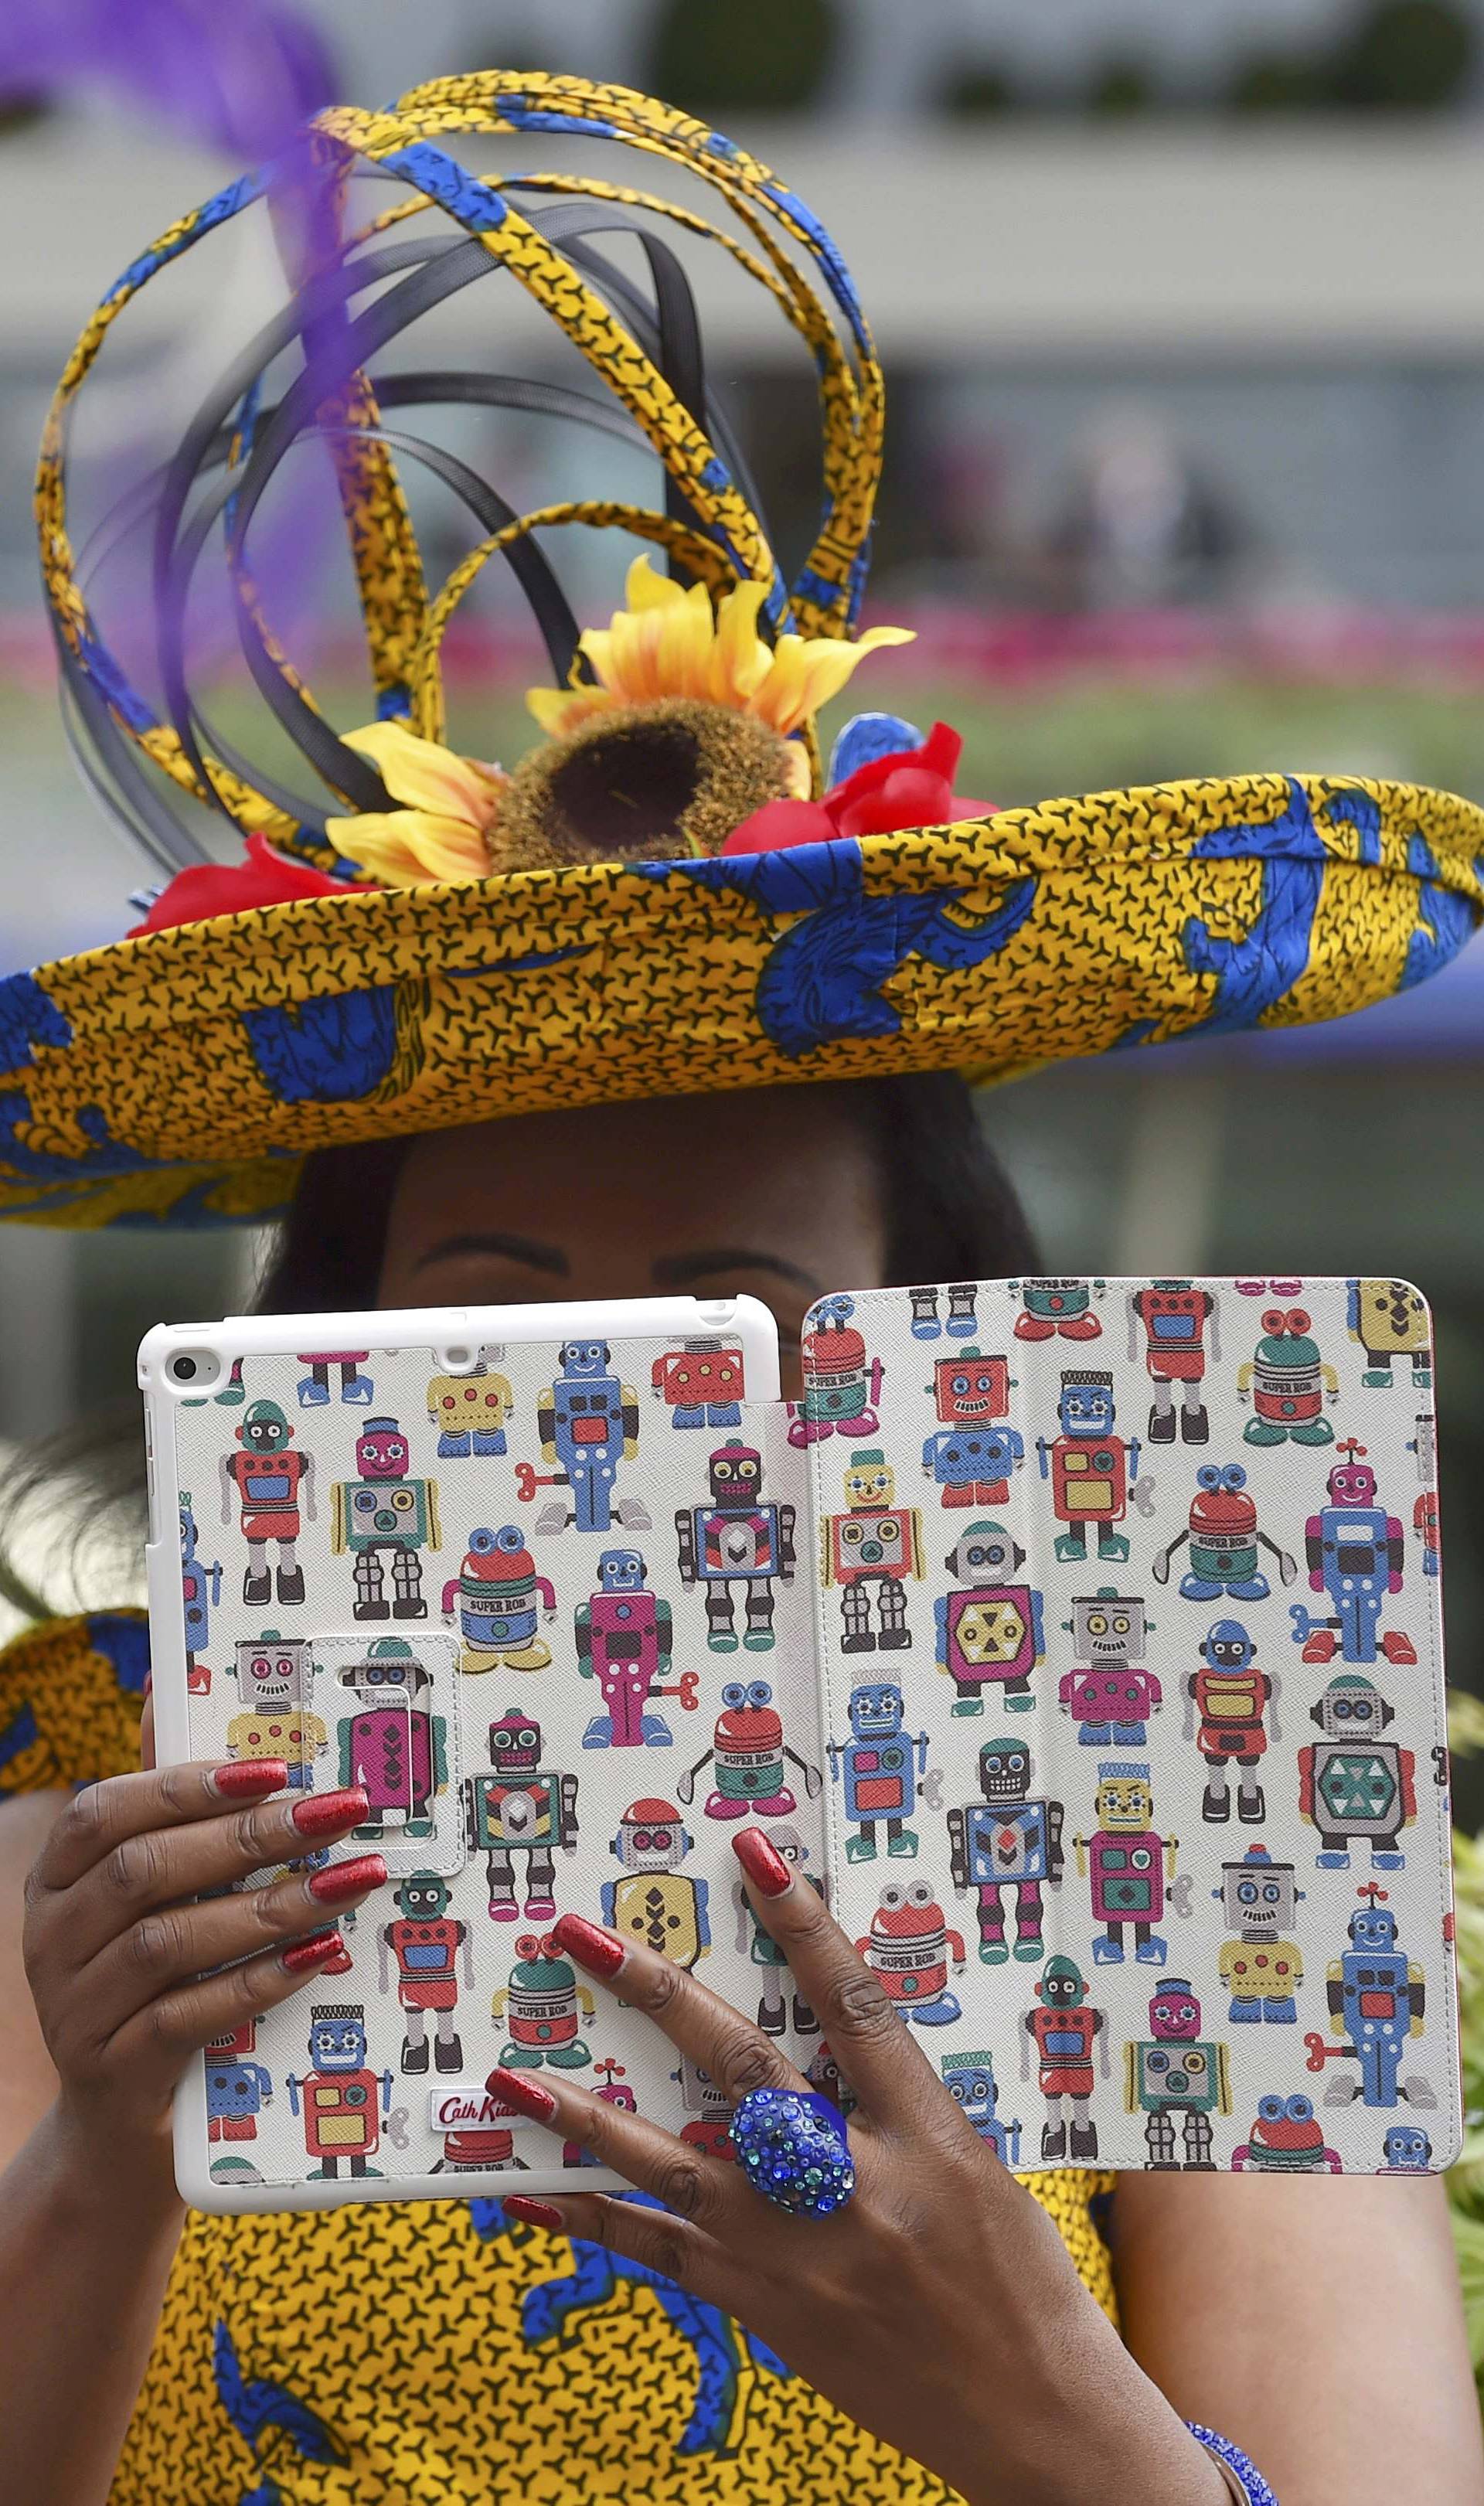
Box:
546;717;703;854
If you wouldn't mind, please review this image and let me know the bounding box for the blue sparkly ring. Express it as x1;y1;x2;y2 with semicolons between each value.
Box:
732;2087;856;2218
1186;2423;1279;2506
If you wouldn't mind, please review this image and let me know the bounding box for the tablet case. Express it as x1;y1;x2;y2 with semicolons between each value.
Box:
148;1277;1457;2209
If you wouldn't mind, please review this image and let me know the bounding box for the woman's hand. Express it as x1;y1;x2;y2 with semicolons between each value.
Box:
493;1830;1230;2506
22;1758;385;2183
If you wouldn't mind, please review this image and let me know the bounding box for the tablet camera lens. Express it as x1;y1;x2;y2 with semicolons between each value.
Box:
172;1355;199;1382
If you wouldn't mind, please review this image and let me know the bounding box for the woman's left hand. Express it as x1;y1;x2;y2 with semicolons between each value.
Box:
490;1830;1229;2506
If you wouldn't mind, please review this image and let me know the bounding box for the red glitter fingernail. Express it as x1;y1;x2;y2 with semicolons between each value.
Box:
213;1760;288;1799
503;2196;564;2230
308;1854;386;1904
551;1912;626;1980
733;1828;794;1898
281;1929;345;1974
292;1787;369;1837
482;2071;557;2123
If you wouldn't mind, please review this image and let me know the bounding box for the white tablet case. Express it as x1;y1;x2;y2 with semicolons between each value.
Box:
143;1278;1458;2211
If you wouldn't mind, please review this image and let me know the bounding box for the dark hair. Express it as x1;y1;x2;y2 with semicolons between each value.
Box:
0;1073;1038;1617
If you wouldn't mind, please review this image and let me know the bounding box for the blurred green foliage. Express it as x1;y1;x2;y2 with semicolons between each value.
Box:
646;0;838;119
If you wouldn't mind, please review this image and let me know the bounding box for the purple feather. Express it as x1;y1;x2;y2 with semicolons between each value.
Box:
0;0;337;160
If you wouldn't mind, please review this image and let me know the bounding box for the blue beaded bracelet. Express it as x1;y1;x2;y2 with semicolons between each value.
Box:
1186;2423;1278;2506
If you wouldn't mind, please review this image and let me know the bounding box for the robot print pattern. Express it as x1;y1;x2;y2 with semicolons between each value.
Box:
160;1279;1455;2201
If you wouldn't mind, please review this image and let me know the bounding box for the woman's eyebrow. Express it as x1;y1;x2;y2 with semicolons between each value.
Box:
411;1231;570;1276
651;1247;824;1294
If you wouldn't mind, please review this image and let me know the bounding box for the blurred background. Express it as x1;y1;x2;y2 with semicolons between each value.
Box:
0;0;1481;1824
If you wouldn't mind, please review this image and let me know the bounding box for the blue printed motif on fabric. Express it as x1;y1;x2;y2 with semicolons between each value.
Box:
0;972;71;1074
495;100;618;139
380;144;509;231
76;628;158;734
760;181;869;354
1180;777;1363;1035
0;1094;164;1183
87;1612;151;1699
1399;832;1479;991
104;172;263;304
240;987;400;1104
676;839;1038;1057
213;2319;345;2506
469;2197;790;2457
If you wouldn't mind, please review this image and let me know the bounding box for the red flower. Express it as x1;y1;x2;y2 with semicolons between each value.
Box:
720;720;996;856
128;832;373;935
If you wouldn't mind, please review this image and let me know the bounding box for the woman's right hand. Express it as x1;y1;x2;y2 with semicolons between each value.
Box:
21;1760;386;2173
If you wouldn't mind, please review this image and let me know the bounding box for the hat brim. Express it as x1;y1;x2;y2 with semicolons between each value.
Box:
3;770;1480;1228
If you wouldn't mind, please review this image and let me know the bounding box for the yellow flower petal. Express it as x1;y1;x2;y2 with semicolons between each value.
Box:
710;577;772;705
525;683;617;737
339;720;505;826
325;807;494;887
622;554;689;612
751;624;916;734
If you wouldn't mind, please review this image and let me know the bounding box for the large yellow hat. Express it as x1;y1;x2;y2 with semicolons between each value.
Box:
5;72;1482;1227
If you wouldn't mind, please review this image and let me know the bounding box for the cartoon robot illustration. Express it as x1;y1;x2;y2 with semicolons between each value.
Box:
296;1350;374;1408
378;1870;474;2075
179;1495;223;1696
442;1526;556;1674
827;1681;931;1862
1074;1762;1184;1966
651;1339;745;1428
676;1680;823;1821
425;1348;512;1456
934;1524;1043;1716
1152;1463;1295;1602
1009;1278;1104;1342
909;1282;979;1341
1304;1885;1435;2112
1347;1279;1431;1390
941;2049;1023;2164
1036;1371;1149;1564
789;1296;883;1447
285;2004;393;2178
527;1339;645;1535
675;1441;796;1652
1126;1279;1220;1445
947;1736;1064;1964
1236;1307;1338;1447
562;2059;642;2168
330;1416;441;1622
335;1636;448;1842
464;1712;579;1920
734;1825;823;2035
430;2105;528;2177
1231;2092;1341;2174
1414;1484;1440;1578
1288;1441;1416;1667
1297;1671;1416;1870
203;2017;272;2182
820;1449;925;1652
1183;1619;1279;1823
1020;1956;1108;2162
1057;1588;1159;1745
1379;2123;1434;2172
856;1881;965;2024
1124;1979;1230;2169
1408;1413;1437;1482
921;1349;1023;1509
1213;1845;1305;2024
575;1548;698;1748
492;1933;594;2070
226;1630;326;1788
601;1797;710;1970
220;1398;315;1607
674;2052;734;2160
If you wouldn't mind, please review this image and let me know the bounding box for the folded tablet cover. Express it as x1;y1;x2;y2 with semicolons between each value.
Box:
160;1278;1456;2204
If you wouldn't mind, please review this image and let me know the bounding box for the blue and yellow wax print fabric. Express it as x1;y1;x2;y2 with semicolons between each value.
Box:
0;1612;1115;2506
2;768;1482;1228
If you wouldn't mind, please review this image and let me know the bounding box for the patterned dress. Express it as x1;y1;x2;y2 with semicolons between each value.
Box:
0;1612;1117;2506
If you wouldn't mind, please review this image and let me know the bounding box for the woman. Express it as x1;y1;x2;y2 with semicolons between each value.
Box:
2;70;1482;2506
2;1082;1481;2506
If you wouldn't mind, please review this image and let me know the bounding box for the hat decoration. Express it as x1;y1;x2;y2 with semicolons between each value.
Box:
3;69;1482;1228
